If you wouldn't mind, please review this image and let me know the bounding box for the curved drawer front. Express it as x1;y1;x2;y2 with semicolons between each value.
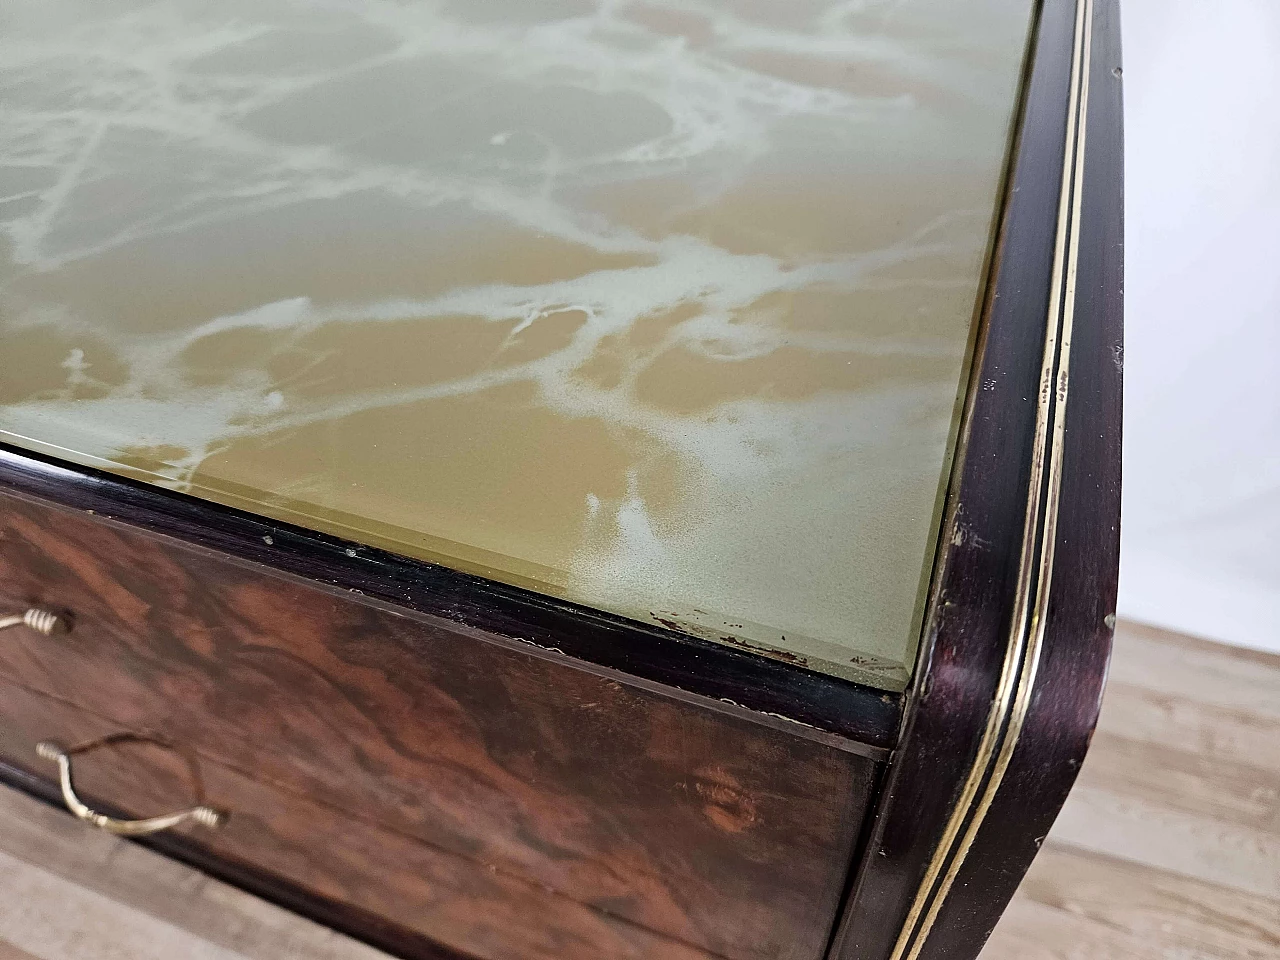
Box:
0;488;876;960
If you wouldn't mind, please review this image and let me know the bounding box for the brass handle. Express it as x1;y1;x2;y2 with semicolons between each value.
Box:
36;741;226;836
0;607;62;634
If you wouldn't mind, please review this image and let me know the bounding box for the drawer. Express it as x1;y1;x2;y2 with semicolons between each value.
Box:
0;489;877;960
0;676;720;960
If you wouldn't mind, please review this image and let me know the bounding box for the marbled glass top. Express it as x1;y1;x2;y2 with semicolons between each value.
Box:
0;0;1033;689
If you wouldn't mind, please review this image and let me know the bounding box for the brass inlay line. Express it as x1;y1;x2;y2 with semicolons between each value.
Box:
888;1;1095;958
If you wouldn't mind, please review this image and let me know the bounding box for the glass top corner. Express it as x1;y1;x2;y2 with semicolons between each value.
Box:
0;0;1037;690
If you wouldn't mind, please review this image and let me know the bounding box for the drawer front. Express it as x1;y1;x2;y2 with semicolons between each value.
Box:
0;489;876;960
0;677;716;960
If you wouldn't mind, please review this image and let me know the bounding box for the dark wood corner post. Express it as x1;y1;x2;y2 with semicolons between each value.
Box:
829;0;1123;958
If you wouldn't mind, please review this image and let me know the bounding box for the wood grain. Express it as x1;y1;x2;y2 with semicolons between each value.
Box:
4;621;1274;960
983;845;1280;960
0;486;877;960
1052;786;1280;901
0;847;248;960
1100;621;1280;772
1046;622;1280;902
0;676;726;960
1073;732;1280;836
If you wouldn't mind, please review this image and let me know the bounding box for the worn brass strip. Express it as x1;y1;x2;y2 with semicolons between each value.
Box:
888;1;1095;958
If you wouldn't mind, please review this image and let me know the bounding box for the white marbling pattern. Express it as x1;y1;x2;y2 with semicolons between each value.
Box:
0;0;1034;687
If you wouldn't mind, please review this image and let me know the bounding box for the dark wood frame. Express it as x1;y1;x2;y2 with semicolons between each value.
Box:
0;0;1121;956
830;0;1123;957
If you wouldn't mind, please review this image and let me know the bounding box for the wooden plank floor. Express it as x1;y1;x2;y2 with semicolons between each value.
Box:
0;620;1276;959
982;621;1280;960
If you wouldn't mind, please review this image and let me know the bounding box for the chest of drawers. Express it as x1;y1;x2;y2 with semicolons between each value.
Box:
0;1;1121;957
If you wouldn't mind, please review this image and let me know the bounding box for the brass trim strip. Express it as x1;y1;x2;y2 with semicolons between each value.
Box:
888;2;1095;958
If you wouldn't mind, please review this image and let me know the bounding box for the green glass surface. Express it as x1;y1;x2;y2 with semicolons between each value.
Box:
0;0;1035;688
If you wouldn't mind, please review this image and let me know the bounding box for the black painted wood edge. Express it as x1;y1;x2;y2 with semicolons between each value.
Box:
916;1;1123;954
0;441;899;754
0;759;475;960
828;1;1122;957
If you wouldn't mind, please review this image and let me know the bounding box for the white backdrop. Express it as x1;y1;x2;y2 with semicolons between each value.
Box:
1117;0;1280;652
